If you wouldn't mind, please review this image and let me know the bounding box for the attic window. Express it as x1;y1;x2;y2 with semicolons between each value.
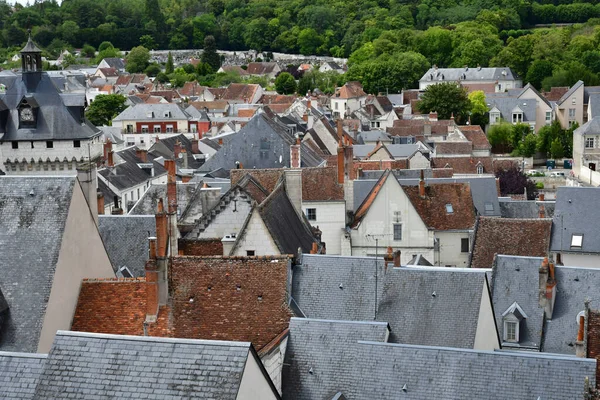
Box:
445;204;453;214
502;302;527;344
571;234;583;248
147;112;154;118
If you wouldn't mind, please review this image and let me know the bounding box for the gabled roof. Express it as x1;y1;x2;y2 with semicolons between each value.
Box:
246;62;278;75
256;181;316;254
486;97;536;122
518;82;552;108
376;266;488;348
0;352;46;398
282;318;389;400
97;147;159;191
458;125;492;150
420;67;519;82
100;58;125;70
550;187;600;253
97;215;156;277
221;83;260;101
471;217;552;269
128;182;199;216
574;115;600;136
557;80;584;105
499;199;555;218
403;182;476;230
352;169;391;227
334;82;366;99
0;176;75;352
33;331;267;399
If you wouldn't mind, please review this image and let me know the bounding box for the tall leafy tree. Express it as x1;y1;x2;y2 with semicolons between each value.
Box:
165;51;174;74
200;35;220;71
417;82;471;123
274;72;297;94
126;46;150;73
86;94;127;127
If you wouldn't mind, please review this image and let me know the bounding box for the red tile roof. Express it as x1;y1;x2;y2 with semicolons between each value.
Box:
459;125;492;150
179;82;205;97
238;108;256;118
190;100;229;112
543;87;569;102
259;94;297;104
431;156;493;174
208;87;226;99
71;279;171;337
335;81;366;99
403;183;476;230
435;142;473;155
222;83;260;102
470;217;552;269
169;256;293;350
461;83;497;93
246;62;278;75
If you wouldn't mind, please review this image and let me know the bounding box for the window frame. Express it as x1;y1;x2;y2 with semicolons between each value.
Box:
504;320;518;342
46;141;53;149
445;204;454;214
11;142;18;149
512;112;523;124
569;108;576;119
585;137;595;149
571;234;583;248
461;238;469;253
73;140;81;148
393;223;402;241
306;208;317;221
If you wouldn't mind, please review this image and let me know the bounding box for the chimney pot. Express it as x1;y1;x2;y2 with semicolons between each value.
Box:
577;315;585;342
107;150;114;167
419;170;426;197
97;192;105;215
173;140;182;160
136;148;147;162
539;193;545;201
149;237;157;260
539;204;546;219
155;199;168;258
393;250;401;267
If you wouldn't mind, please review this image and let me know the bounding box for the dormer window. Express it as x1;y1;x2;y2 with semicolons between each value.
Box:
571;234;583;248
147;112;154;118
512;112;523;123
476;163;484;174
490;112;500;124
502;302;527;344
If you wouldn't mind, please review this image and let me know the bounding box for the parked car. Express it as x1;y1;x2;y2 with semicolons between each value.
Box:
527;170;545;177
550;171;565;177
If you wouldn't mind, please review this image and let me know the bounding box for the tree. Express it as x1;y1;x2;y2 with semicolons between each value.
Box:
165;52;174;74
417;82;471;123
126;46;150;73
201;35;220;71
550;138;565;159
496;166;537;200
274;72;297;94
140;34;157;50
81;44;96;58
86;94;127;127
145;63;161;77
487;122;513;153
525;60;553;89
518;133;538;157
298;28;322;55
98;41;114;52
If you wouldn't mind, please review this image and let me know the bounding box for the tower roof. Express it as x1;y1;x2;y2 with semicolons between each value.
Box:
20;35;42;53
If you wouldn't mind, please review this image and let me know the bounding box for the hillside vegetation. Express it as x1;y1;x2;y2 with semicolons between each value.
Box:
3;0;600;92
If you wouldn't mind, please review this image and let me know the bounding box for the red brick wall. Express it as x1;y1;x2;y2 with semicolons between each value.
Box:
178;239;223;256
169;256;292;350
588;310;600;387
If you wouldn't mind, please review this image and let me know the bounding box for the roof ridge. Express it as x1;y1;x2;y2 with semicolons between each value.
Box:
55;330;254;347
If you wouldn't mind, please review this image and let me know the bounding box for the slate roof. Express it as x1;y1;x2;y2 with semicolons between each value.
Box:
129;182;199;216
100;58;125;70
403;183;476;230
0;352;46;399
282;318;389;400
557;80;584;105
588;93;600;119
292;255;386;320
348;341;595;399
376;267;487;348
420;67;519;82
200;112;324;172
543;266;600;354
255;181;317;254
97;215;156;277
32;331;261;399
97;147;158;191
112;103;190;122
0;176;75;352
499;199;555;218
0;72;100;141
471;217;552;269
574;115;600;136
487;97;536;123
550;187;600;253
490;255;545;350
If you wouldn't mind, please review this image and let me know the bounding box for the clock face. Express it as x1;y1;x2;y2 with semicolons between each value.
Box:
20;107;34;122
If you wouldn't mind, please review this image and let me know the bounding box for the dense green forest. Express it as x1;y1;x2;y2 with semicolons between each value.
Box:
3;0;600;92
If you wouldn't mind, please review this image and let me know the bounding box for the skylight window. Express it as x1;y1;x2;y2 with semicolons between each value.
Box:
445;204;453;214
484;203;494;212
571;234;583;248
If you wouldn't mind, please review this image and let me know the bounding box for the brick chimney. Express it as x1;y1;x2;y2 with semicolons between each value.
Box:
576;315;586;357
107;150;114;168
181;148;188;169
539;204;546;218
136;148;148;162
290;136;301;168
384;246;393;270
191;139;200;154
545;260;557;319
182;174;192;183
419;169;426;197
173;140;182;160
539;256;549;306
164;159;177;214
393;250;401;267
429;112;438;122
310;242;318;254
145;258;159;320
337;138;344;184
103;139;112;163
345;140;355;181
218;138;223;146
539;193;545;201
97;192;104;215
155;199;168;258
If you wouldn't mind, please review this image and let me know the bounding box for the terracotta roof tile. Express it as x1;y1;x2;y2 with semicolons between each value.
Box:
246;62;277;75
237;108;256;118
403;183;476;230
208;87;226;99
461;82;497;93
222;83;260;102
435;142;473;155
190;100;229;111
71;279;170;337
265;103;292;114
543;87;569;102
179;82;205;97
432;156;493;174
220;65;249;75
259;94;297;104
98;68;118;77
459;125;492;150
169;256;292;350
335;81;366;99
470;217;552;269
115;75;132;86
